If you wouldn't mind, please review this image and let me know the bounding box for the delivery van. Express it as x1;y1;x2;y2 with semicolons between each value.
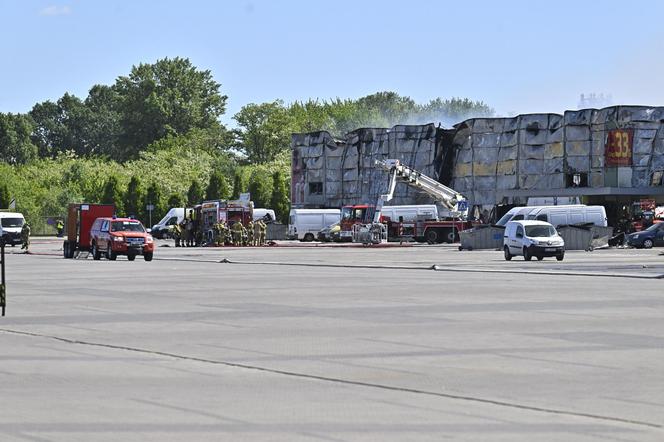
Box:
0;212;26;246
503;220;565;261
496;205;607;228
151;207;185;238
288;209;341;241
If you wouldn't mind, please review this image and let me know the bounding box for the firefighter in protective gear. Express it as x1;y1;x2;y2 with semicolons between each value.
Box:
173;223;182;247
21;222;31;251
231;221;243;246
246;221;254;246
259;220;267;246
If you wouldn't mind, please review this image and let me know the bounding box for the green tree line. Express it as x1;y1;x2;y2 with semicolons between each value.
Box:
0;56;493;232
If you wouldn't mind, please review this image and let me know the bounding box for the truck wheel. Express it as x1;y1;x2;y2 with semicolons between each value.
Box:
144;252;153;262
303;233;315;242
63;241;70;259
643;239;654;249
523;247;532;261
92;243;101;260
106;244;116;261
425;229;438;244
537;255;544;261
127;254;136;261
503;246;512;261
556;252;565;261
446;231;457;243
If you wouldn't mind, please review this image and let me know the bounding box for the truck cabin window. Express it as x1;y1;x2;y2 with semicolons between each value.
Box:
525;225;556;237
111;221;145;232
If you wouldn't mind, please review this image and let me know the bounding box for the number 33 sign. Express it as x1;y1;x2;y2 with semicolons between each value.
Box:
605;129;633;166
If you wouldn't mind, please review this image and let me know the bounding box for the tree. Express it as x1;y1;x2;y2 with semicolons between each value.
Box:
248;170;272;208
101;175;123;214
0;181;10;208
419;97;494;123
233;100;295;163
144;182;164;225
187;180;203;206
124;176;142;218
231;172;243;199
168;193;184;208
205;171;230;200
270;171;290;224
114;57;228;160
29;93;92;158
356;91;417;126
84;84;122;158
0;113;38;164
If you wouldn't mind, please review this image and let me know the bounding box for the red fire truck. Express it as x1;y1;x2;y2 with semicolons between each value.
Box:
340;160;472;244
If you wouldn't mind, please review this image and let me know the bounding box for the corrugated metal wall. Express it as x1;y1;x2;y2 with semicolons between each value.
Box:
292;106;664;209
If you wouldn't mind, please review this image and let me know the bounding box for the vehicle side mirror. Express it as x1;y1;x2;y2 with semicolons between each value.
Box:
146;228;152;233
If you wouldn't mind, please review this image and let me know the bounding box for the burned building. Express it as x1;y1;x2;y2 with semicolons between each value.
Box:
291;106;664;224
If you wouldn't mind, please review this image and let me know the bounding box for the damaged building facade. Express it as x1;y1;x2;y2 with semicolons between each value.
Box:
291;105;664;224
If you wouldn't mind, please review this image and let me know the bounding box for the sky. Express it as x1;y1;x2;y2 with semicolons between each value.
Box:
2;0;664;127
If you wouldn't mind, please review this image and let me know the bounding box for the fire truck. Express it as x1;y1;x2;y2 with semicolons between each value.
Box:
343;159;471;244
197;199;253;244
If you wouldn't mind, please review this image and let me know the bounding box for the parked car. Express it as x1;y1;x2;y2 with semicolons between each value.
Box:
90;217;154;261
626;222;664;248
317;222;341;242
503;220;565;261
496;205;607;228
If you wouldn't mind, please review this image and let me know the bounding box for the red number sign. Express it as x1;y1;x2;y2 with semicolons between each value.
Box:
605;129;633;166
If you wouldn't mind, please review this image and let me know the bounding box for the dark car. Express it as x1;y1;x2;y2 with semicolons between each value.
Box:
626;222;664;249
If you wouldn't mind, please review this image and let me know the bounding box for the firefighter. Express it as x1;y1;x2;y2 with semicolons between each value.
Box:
56;219;64;237
21;222;31;252
259;219;267;246
246;221;254;246
253;220;261;246
173;222;182;247
231;221;243;246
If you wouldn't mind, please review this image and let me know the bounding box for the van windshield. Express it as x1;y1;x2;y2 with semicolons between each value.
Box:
525;225;556;237
496;212;514;226
111;221;145;232
1;217;24;228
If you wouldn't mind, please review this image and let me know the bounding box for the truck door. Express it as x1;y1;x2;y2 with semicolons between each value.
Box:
511;225;525;253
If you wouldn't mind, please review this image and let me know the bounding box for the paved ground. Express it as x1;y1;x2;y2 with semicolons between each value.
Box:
1;238;663;441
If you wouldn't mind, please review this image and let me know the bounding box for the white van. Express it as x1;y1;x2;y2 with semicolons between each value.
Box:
503;220;565;261
496;205;607;228
0;212;26;246
253;208;277;223
288;209;341;241
151;208;185;239
380;205;438;223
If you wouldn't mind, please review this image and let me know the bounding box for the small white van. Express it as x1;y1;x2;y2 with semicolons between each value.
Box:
496;205;607;228
0;212;26;246
151;208;185;238
504;220;565;261
253;208;277;223
288;209;341;241
380;205;438;223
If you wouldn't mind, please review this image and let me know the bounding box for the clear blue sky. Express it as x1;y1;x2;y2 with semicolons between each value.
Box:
2;0;664;126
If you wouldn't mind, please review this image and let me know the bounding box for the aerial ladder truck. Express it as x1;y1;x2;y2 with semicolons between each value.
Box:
351;159;470;245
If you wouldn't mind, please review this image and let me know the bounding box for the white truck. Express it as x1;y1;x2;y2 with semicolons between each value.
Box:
288;209;341;241
496;205;607;228
0;212;26;246
151;208;185;238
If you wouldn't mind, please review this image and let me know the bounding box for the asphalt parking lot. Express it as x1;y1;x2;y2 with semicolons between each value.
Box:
1;238;663;441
